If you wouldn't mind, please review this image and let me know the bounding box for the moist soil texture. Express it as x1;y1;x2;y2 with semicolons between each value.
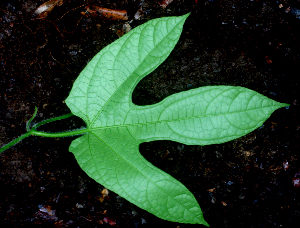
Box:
1;0;300;227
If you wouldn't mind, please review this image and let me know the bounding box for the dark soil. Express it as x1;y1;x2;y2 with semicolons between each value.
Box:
1;0;299;227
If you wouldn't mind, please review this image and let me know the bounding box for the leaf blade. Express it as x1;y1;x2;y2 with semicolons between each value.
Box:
65;13;287;227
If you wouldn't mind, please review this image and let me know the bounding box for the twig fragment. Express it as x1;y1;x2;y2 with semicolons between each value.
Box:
82;5;128;20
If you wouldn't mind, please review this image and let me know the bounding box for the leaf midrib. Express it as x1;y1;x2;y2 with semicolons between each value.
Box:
89;103;281;132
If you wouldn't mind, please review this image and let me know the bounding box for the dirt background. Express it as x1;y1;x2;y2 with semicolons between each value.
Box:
0;0;299;227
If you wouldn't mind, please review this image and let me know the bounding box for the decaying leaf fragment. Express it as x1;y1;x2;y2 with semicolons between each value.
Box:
133;6;144;20
114;22;132;38
33;0;64;18
159;0;174;9
102;217;117;226
82;5;128;20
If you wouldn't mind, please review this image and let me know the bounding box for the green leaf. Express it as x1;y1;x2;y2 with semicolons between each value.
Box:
65;13;287;226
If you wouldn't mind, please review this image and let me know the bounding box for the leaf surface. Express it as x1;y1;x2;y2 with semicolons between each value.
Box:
65;14;287;226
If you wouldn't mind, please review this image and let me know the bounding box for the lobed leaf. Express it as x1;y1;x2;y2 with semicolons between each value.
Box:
65;13;287;226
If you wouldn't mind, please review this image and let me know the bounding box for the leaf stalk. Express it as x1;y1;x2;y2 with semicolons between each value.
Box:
0;108;86;153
